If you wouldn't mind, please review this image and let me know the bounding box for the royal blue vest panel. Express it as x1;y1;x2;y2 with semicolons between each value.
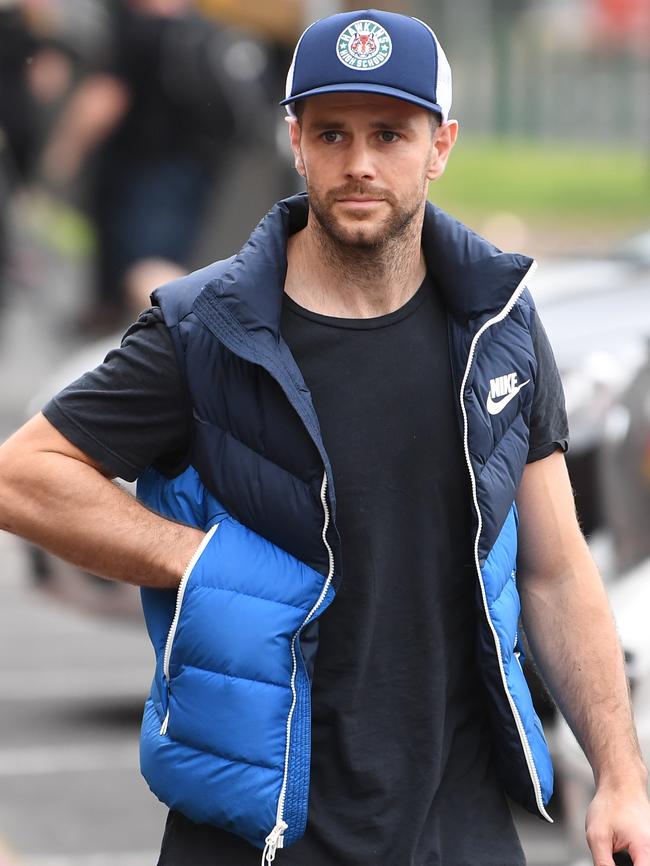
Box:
137;195;554;853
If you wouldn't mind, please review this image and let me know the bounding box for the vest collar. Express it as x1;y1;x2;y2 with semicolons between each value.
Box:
197;193;534;340
421;204;534;323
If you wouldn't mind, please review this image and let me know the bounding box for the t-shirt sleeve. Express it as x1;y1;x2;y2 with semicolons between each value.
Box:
42;308;190;481
527;309;570;463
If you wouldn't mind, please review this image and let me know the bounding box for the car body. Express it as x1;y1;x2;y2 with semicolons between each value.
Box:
531;237;650;537
599;341;650;575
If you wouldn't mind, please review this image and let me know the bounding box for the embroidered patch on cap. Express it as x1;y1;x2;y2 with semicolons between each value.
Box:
336;20;392;71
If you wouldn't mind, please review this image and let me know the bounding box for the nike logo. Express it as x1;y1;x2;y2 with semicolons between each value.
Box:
486;373;530;415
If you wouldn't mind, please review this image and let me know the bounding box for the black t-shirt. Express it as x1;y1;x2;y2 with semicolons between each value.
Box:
44;277;568;866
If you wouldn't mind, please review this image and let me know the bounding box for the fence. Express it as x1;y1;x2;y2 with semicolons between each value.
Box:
405;0;650;146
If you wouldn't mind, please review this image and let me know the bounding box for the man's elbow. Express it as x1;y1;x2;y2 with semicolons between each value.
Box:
0;414;64;534
0;431;36;533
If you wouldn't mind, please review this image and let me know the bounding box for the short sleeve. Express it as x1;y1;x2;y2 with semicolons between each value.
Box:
43;308;190;481
527;310;570;463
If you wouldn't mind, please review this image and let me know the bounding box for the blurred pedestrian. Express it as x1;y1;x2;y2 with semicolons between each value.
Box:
0;1;40;303
2;8;650;866
0;1;42;185
0;0;75;302
40;0;238;332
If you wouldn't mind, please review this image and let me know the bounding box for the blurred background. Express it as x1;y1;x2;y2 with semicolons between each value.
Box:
0;0;649;864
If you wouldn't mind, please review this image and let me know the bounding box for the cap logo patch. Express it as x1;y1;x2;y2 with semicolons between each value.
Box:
336;20;392;71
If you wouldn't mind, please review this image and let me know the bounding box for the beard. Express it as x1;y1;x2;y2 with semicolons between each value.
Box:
305;176;426;252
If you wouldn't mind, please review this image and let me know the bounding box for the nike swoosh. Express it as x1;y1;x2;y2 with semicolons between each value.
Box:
486;379;530;415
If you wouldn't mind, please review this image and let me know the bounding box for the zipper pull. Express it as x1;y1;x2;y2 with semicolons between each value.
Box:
159;708;170;736
261;820;287;865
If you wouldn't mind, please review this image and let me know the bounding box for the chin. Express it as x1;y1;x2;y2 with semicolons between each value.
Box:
330;218;390;249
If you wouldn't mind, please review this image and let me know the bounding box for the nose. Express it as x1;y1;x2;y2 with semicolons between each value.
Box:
343;137;376;182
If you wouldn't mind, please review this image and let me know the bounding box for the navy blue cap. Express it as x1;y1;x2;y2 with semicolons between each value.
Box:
281;9;452;120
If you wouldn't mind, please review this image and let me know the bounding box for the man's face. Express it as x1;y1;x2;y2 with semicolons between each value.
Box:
288;93;457;250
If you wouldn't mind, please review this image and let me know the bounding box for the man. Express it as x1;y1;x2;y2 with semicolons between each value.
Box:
0;9;649;866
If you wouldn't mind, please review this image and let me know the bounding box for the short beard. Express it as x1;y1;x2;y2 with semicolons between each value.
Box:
306;179;424;253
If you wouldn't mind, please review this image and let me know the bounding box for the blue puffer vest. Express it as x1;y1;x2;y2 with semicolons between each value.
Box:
136;194;554;858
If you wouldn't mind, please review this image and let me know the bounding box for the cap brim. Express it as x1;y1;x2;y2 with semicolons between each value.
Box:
280;82;444;118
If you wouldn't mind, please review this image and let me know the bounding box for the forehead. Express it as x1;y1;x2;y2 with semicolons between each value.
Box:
299;92;432;127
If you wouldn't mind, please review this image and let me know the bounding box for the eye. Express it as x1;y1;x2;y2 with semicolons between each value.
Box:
321;131;343;143
378;130;400;143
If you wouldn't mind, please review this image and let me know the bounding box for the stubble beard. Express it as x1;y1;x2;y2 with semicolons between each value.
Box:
300;152;432;291
306;179;425;255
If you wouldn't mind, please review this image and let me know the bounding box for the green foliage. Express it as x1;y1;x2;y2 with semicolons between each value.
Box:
431;138;650;231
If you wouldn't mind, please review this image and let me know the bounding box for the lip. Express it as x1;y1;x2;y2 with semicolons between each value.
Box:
337;198;384;206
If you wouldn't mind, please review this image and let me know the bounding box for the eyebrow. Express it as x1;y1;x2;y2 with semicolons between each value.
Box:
307;118;416;132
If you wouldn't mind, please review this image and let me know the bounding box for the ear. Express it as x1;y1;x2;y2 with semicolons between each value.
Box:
426;120;459;182
287;117;306;178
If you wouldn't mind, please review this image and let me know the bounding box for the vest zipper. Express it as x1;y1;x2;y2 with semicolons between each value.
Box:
159;523;221;736
458;263;552;823
262;470;335;864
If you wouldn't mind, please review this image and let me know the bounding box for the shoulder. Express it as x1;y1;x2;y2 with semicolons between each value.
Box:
512;285;537;328
152;257;237;327
491;284;537;347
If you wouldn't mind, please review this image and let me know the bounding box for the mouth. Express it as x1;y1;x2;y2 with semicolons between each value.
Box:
336;197;384;207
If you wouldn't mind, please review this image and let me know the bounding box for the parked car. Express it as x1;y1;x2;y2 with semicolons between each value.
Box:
599;340;650;575
532;234;650;537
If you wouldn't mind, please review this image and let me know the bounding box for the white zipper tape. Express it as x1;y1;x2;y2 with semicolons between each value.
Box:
159;523;221;735
269;470;335;859
459;264;552;822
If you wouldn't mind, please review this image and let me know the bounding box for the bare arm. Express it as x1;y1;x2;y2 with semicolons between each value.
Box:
40;74;130;186
517;450;650;865
0;414;203;588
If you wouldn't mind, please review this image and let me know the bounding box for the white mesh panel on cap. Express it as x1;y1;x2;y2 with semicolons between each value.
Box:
413;17;453;121
284;20;319;118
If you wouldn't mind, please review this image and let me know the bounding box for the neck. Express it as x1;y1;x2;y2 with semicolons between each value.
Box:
285;210;427;318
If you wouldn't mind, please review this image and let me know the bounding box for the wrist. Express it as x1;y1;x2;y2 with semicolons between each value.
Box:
595;760;648;794
176;527;207;582
156;525;205;588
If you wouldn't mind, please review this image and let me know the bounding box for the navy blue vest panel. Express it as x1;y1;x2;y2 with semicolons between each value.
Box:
459;292;537;563
447;279;549;817
152;265;338;579
182;317;330;575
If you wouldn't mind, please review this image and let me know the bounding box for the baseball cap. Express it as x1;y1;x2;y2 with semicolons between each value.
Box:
281;9;452;121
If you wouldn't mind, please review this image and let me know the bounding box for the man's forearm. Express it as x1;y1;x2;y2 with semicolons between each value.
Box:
0;416;204;589
517;452;650;864
520;539;646;791
516;452;647;791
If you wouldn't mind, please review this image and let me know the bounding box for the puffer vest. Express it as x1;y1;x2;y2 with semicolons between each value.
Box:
136;195;554;859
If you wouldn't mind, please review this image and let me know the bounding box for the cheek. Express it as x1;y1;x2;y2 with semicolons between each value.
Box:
297;148;316;180
292;145;305;175
302;154;334;188
384;151;431;182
